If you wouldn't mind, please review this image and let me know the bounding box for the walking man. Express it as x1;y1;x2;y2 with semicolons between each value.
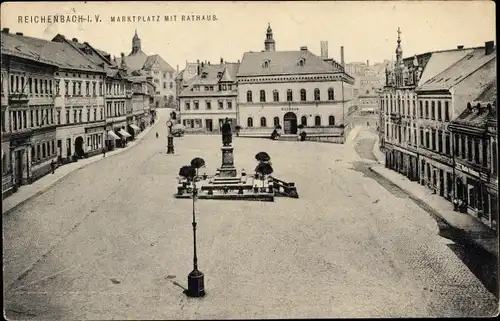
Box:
50;160;56;174
102;146;106;158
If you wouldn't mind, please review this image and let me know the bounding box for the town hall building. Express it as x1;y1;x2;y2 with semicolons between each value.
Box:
236;24;355;142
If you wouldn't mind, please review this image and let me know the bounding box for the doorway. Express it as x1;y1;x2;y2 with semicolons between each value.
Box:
15;150;23;185
205;119;213;132
284;112;298;134
75;136;84;157
439;169;444;196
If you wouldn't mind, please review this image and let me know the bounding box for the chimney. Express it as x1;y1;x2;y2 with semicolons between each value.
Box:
237;59;240;64
201;62;204;68
2;28;10;34
84;41;90;46
300;46;308;51
366;60;369;66
457;45;464;49
208;61;211;65
15;32;23;36
177;64;179;73
485;41;495;55
320;41;328;59
340;46;345;68
72;38;78;42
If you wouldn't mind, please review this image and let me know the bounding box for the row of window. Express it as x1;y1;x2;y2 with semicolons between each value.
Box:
419;128;452;157
106;83;126;96
62;107;104;125
453;134;490;168
185;100;233;110
381;98;451;121
63;80;103;97
31;140;56;163
246;88;336;103
190;84;233;92
162;82;174;89
106;102;126;118
8;75;54;95
7;108;55;132
246;115;336;128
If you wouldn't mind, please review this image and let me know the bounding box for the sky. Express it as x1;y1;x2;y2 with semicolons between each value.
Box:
1;1;496;70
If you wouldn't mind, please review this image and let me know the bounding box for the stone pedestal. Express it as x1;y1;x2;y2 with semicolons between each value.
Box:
217;146;237;178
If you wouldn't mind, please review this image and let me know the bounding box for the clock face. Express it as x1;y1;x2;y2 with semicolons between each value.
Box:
188;66;196;74
166;121;173;127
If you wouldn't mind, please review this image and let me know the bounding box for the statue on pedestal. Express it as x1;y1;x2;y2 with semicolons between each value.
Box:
221;118;232;147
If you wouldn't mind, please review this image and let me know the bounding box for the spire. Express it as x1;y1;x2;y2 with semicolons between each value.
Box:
395;27;403;62
131;29;141;55
264;22;276;52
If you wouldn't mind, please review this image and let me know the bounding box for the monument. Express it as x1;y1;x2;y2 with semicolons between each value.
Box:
166;120;175;154
217;118;237;179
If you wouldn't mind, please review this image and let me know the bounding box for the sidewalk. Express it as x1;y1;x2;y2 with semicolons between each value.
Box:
2;118;159;215
345;125;362;145
372;135;385;165
370;164;498;257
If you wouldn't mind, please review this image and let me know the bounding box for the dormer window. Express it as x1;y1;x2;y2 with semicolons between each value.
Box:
217;72;222;78
201;72;208;79
262;60;270;68
298;58;305;67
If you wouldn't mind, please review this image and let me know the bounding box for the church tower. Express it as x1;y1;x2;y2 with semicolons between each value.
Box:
264;23;276;52
394;27;404;87
131;29;142;55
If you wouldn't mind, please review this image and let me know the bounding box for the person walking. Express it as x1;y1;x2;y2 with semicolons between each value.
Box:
156;132;159;139
50;160;56;174
102;147;106;158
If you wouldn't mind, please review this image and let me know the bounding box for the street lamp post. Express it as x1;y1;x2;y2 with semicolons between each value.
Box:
181;157;206;298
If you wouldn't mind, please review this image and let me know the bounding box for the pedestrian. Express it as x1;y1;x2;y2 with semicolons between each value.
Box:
50;160;55;174
102;147;106;158
156;132;159;139
367;121;370;126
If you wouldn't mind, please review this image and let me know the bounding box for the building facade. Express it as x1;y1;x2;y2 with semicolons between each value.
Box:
449;101;497;231
381;28;483;184
178;59;239;132
236;24;354;142
116;30;177;108
1;30;59;197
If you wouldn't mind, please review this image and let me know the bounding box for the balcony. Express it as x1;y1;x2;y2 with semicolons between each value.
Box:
8;93;29;104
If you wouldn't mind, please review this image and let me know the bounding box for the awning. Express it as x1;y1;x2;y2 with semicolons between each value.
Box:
119;129;132;138
107;130;120;140
129;124;141;131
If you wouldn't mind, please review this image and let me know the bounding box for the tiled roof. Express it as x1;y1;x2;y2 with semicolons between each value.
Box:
475;78;497;103
417;47;495;91
143;54;175;72
7;34;104;72
117;50;148;72
416;49;475;85
179;62;239;97
1;33;58;66
450;102;493;130
237;50;344;77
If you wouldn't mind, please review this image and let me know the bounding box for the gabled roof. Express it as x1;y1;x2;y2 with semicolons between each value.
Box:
179;62;239;97
237;50;344;77
417;47;496;91
143;54;175;72
116;50;148;73
6;33;104;73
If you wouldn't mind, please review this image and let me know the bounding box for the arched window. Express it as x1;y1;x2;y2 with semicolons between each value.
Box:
329;115;335;126
314;88;320;101
300;89;306;101
260;117;267;127
263;60;270;68
260;90;266;102
298;58;305;67
301;116;307;126
315;116;321;126
247;117;253;127
246;90;252;102
273;90;279;102
273;117;280;127
286;89;293;102
328;88;334;100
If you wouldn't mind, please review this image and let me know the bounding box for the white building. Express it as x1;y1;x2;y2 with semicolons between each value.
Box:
236;24;355;142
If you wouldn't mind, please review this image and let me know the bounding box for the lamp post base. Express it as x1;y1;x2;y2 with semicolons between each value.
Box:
167;136;175;154
186;269;205;298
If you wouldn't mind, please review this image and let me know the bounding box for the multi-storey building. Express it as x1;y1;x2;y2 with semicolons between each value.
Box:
449;81;497;231
116;30;177;109
381;28;482;183
236;24;354;142
178;59;240;132
1;29;59;197
175;60;204;114
415;43;496;202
